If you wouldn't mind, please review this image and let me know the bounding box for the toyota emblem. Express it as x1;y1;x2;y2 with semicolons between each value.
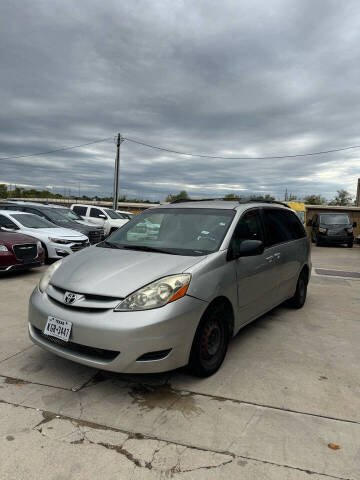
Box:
64;291;81;304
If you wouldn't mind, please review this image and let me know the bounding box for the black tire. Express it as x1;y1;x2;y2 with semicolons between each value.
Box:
288;271;308;309
347;242;353;248
316;236;322;247
188;304;229;377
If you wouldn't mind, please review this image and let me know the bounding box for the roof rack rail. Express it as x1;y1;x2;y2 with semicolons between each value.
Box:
246;199;291;209
170;197;239;204
170;198;291;208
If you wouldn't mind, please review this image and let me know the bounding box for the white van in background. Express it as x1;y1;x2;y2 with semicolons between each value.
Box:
70;204;129;236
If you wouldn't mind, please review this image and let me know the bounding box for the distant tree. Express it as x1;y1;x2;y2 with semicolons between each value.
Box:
165;190;189;202
250;194;275;201
303;195;327;205
223;193;241;200
329;190;353;206
0;184;8;198
288;194;298;201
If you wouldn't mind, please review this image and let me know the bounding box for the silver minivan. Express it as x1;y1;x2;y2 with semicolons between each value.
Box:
29;200;311;377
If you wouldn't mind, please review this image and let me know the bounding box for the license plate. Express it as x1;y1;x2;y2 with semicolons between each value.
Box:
44;316;72;342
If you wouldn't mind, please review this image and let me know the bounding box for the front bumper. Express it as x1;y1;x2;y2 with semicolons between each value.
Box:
46;241;90;259
0;260;44;272
28;287;207;373
318;234;353;245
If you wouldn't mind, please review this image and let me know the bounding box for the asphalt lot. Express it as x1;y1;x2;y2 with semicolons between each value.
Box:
1;245;360;479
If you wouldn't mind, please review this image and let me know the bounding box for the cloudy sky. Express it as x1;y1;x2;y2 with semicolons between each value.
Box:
1;0;360;201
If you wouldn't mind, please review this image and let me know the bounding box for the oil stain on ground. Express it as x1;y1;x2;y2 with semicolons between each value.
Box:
129;384;203;418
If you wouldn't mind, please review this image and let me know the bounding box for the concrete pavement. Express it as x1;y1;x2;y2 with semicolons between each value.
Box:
1;245;359;479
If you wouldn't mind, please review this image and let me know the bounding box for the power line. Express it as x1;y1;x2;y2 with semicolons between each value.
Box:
0;137;113;161
124;136;360;160
2;133;360;161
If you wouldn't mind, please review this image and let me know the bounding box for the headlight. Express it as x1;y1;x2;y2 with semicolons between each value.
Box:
48;237;73;244
318;227;327;233
346;227;353;233
0;244;9;253
114;274;191;311
39;260;63;293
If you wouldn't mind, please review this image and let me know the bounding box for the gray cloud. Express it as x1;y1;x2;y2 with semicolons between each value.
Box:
1;0;360;201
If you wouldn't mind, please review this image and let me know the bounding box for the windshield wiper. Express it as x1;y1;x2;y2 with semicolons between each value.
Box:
98;240;123;249
122;245;173;254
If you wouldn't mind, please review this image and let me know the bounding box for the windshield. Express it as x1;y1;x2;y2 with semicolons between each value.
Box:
41;209;74;224
105;208;123;219
12;213;59;229
320;214;350;225
101;208;235;256
56;208;83;221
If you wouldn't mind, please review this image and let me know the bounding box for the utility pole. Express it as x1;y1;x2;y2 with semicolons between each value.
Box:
113;133;124;210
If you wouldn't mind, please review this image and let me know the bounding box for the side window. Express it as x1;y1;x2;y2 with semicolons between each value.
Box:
231;210;263;257
0;215;17;229
281;210;306;240
73;206;87;216
90;208;106;219
263;209;293;247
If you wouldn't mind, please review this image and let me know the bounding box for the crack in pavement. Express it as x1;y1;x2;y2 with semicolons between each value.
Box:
0;344;34;365
2;398;353;480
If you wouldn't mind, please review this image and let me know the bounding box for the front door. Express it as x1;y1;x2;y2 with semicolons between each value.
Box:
232;209;279;326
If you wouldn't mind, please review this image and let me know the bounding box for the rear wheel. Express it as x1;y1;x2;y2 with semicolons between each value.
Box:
188;304;229;377
347;242;353;248
288;270;308;309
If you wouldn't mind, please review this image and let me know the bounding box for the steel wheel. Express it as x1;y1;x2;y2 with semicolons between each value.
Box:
189;304;229;377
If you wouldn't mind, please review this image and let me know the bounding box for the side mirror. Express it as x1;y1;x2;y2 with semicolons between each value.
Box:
353;221;357;228
228;239;264;260
306;219;313;227
239;240;264;257
99;214;107;219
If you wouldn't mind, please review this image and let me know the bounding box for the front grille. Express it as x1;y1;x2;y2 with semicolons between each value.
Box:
13;244;38;261
88;230;102;244
33;327;119;361
70;240;89;252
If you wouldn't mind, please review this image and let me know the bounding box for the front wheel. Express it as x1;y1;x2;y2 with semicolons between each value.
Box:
347;242;353;248
188;304;229;377
288;271;308;309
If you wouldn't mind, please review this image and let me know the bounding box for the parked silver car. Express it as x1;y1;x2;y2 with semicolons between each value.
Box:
28;200;311;377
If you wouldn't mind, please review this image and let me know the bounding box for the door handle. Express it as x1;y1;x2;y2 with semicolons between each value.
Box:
266;255;274;263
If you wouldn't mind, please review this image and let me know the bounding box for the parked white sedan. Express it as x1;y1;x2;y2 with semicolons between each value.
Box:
0;210;90;260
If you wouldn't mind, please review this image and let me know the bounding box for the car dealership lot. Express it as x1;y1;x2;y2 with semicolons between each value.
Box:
1;246;359;479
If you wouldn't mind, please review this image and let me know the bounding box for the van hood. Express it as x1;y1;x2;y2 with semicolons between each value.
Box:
25;227;87;239
50;245;205;297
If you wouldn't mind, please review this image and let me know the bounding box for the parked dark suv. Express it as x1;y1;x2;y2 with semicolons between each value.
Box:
308;213;356;248
0;202;104;244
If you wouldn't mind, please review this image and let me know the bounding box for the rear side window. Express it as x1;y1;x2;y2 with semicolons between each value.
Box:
263;208;305;247
90;207;106;218
73;206;87;216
